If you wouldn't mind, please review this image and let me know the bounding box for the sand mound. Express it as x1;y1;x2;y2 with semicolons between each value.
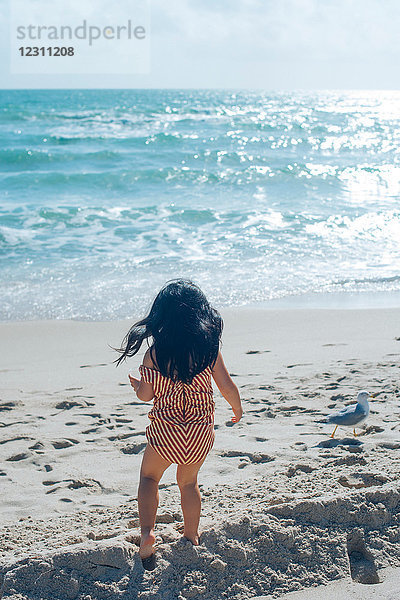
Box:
1;483;399;600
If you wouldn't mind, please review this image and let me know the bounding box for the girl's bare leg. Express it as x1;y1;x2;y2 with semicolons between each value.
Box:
176;459;205;545
138;444;171;558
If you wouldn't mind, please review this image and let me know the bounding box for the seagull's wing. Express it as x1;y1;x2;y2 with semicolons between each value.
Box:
327;403;367;426
327;405;356;421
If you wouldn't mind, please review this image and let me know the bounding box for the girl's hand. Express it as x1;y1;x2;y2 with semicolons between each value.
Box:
231;406;243;423
129;374;140;392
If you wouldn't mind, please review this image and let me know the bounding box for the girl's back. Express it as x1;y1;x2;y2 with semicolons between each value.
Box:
139;362;214;423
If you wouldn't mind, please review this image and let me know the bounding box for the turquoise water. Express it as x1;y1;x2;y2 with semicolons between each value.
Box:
1;89;400;320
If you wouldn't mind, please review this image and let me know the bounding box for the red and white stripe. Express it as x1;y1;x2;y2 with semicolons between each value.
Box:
139;364;215;464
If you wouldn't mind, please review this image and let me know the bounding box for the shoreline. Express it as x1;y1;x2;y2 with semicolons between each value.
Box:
255;289;400;310
2;290;400;324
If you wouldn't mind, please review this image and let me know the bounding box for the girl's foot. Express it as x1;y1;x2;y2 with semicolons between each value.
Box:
139;531;156;558
183;532;200;546
139;531;156;570
175;523;201;545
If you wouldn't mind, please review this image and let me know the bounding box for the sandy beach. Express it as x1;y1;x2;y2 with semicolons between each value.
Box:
1;306;400;599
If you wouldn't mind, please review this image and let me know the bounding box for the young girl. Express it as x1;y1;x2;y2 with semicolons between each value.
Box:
116;279;242;570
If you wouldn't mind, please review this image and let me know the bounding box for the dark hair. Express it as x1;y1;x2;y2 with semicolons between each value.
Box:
115;279;223;383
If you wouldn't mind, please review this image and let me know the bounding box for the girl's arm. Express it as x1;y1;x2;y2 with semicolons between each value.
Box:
211;352;243;423
128;349;155;402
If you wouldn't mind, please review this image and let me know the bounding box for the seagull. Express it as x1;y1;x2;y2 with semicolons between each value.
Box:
327;391;372;438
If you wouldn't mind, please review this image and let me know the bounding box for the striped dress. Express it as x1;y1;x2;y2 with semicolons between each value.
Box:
139;364;215;465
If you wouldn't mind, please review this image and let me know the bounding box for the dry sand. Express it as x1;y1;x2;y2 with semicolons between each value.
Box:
1;307;399;599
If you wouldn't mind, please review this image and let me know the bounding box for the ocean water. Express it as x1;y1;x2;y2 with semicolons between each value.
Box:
1;89;400;320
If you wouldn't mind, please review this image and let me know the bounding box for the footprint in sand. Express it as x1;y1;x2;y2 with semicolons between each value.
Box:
301;391;319;398
248;407;276;416
55;400;87;410
317;438;363;449
52;439;79;449
347;530;380;584
67;478;102;490
286;464;316;477
219;450;274;464
6;452;31;461
331;455;367;466
43;477;102;492
361;425;384;435
126;400;148;407
330;394;346;402
88;530;121;541
279;405;318;416
29;441;45;450
156;511;177;524
120;442;146;455
108;432;142;441
378;441;400;449
80;412;102;419
45;486;62;494
338;472;389;489
42;479;59;486
0;402;18;412
0;435;33;446
291;442;308;451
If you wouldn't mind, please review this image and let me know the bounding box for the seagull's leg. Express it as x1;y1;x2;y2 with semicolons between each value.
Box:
353;428;357;437
330;425;338;439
